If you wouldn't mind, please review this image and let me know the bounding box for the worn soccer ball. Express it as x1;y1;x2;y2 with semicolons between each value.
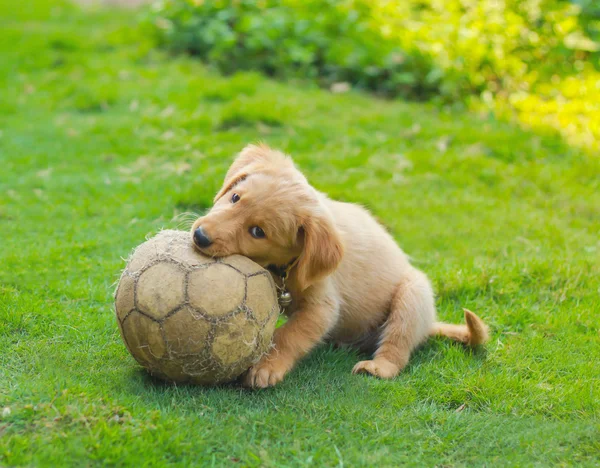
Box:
114;230;279;385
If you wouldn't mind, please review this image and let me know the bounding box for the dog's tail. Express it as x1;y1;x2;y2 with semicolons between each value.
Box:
429;309;489;346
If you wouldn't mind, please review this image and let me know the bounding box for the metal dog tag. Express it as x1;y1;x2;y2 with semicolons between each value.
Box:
278;290;293;308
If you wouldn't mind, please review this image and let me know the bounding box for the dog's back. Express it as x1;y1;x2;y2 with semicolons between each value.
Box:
324;198;424;343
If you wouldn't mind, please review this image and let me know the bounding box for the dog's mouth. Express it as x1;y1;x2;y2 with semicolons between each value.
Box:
192;243;220;258
192;242;271;268
191;240;231;259
192;244;209;256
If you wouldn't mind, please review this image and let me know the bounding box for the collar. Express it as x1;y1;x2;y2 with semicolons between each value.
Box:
267;257;298;279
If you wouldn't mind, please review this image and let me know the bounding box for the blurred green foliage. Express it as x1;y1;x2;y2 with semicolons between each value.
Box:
573;0;600;41
147;0;436;98
148;0;600;150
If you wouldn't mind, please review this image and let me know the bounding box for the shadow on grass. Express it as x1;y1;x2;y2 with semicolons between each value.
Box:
129;338;487;403
409;337;488;366
127;344;361;398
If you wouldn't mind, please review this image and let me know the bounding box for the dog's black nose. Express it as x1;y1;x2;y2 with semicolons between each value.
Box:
193;227;212;248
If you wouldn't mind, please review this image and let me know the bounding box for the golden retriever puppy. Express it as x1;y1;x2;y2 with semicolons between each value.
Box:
191;144;488;388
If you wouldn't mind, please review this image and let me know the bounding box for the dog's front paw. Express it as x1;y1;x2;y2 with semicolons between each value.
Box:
352;359;400;379
244;356;291;389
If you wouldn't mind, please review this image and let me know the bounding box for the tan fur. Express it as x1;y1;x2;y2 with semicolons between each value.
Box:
191;144;489;388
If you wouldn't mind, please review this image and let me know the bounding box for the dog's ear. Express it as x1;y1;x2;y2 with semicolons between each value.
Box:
214;144;275;202
295;212;344;291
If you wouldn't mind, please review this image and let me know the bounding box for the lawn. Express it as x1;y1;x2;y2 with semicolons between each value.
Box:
1;1;599;466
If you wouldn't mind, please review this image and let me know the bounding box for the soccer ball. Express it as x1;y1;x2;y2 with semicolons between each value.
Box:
114;230;279;385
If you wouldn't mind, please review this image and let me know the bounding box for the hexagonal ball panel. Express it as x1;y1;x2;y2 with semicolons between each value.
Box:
188;264;245;318
181;357;222;383
211;313;259;367
223;255;263;275
137;262;186;320
115;273;135;322
163;306;212;356
127;235;168;273
245;273;278;324
120;311;167;366
167;236;214;268
257;308;278;353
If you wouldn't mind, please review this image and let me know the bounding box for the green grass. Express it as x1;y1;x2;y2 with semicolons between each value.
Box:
1;1;599;466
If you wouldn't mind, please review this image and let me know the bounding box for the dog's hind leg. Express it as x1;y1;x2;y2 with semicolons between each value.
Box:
352;270;435;379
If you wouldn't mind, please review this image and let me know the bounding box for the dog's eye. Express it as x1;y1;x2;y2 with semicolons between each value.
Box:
231;193;240;203
249;226;266;239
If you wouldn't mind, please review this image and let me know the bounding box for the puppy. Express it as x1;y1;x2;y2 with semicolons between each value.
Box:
191;144;488;388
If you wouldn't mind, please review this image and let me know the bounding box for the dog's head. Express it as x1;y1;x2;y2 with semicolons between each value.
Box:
191;144;344;290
